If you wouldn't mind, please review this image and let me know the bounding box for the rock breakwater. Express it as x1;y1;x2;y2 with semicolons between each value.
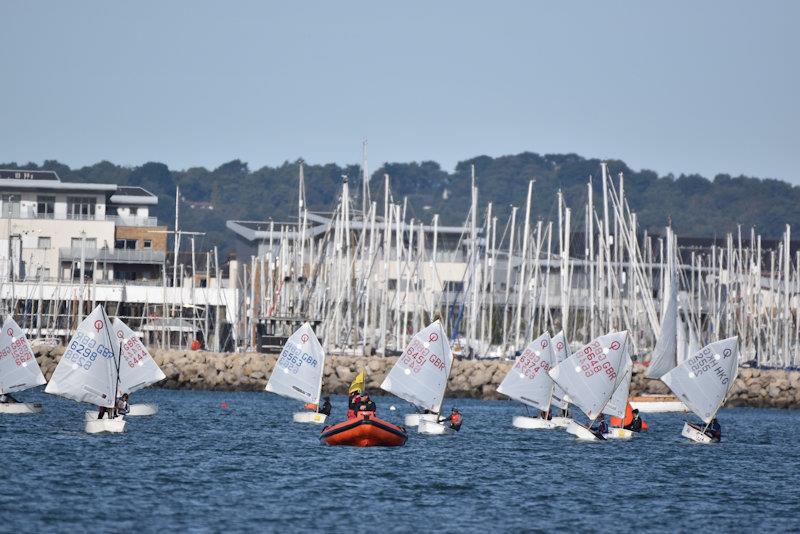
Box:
32;347;800;409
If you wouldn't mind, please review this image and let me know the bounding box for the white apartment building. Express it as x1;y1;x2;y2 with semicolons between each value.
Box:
0;169;165;281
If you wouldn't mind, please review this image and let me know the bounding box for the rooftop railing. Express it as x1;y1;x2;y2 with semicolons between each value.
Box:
58;247;166;264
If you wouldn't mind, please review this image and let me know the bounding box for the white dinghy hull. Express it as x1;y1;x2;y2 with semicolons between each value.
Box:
630;395;689;413
512;415;556;430
603;427;634;440
550;416;573;428
0;402;42;414
681;422;715;444
292;411;328;424
418;419;456;435
404;413;439;427
128;403;158;417
565;420;603;442
84;417;127;434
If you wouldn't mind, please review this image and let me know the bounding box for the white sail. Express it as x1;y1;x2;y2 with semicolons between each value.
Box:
112;318;166;394
265;323;325;404
646;278;678;379
550;331;570;409
661;337;739;423
45;305;119;407
497;332;555;411
548;331;629;420
380;320;452;413
0;316;47;394
676;313;687;365
602;352;633;418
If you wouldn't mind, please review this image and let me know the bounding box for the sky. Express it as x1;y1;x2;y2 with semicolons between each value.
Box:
1;1;798;183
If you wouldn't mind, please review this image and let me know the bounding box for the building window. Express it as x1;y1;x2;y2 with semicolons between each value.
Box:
35;267;51;280
107;205;118;216
129;206;138;216
36;196;55;218
115;239;136;250
143;240;152;249
67;196;96;219
71;237;97;250
37;237;51;249
1;194;20;218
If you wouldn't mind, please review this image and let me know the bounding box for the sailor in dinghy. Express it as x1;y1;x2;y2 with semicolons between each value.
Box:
497;332;557;430
548;331;630;442
601;353;636;440
46;305;127;434
380;320;456;435
110;318;166;417
265;323;328;424
0;317;47;414
660;336;739;443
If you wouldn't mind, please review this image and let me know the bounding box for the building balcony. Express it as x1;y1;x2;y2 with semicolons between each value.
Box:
107;215;159;227
4;208;157;226
58;247;166;264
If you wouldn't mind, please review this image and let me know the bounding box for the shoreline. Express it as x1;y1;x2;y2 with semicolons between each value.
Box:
33;347;800;409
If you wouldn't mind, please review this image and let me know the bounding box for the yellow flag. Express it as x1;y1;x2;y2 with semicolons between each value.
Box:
348;371;365;394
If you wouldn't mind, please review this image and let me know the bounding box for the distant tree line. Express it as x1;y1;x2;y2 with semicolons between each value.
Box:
3;152;797;255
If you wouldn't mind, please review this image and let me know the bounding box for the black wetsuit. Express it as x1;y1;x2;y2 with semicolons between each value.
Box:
319;400;332;416
625;416;643;432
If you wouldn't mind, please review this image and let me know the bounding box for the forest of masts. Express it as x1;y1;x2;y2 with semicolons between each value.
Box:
240;153;799;369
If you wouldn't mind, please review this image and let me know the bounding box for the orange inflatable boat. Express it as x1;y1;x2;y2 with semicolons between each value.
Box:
320;411;408;447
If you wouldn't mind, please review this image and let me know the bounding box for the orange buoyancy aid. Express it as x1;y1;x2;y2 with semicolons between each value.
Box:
304;403;318;411
451;413;462;425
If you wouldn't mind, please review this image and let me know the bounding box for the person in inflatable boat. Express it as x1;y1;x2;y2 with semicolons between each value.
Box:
442;407;462;431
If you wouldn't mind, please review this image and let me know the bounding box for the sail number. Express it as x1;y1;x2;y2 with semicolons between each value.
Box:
65;332;114;371
0;336;34;366
578;340;617;381
278;342;317;374
689;347;731;384
514;348;550;380
122;337;149;368
402;338;445;374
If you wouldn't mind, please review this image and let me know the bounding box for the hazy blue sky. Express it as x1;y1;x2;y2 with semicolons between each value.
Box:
1;1;798;182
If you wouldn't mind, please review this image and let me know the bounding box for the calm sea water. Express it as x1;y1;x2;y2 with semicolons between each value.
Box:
1;388;799;533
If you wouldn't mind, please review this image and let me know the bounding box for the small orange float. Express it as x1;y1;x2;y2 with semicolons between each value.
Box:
320;411;407;447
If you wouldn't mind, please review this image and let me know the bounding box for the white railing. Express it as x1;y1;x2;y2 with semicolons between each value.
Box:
6;208;158;226
58;247;166;263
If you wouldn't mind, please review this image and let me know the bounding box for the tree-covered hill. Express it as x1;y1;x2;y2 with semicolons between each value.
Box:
3;152;797;255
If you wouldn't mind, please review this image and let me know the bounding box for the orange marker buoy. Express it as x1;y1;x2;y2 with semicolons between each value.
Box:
221;402;229;409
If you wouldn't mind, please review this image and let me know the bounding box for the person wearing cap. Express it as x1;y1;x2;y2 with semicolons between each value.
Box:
441;407;463;431
318;396;332;416
624;408;644;432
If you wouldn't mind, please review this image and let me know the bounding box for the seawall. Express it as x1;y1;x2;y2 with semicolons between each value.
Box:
33;347;800;409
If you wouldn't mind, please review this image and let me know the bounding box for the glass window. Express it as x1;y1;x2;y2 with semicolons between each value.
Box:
36;196;55;218
70;237;97;249
35;267;50;279
115;239;125;249
67;196;96;219
37;237;51;249
143;240;152;249
129;207;138;216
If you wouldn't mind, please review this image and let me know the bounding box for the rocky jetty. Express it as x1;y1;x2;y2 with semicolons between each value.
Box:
32;347;799;408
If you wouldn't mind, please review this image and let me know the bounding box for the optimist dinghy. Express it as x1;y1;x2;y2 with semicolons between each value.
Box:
381;320;457;436
46;305;127;434
0;316;47;414
112;318;166;417
601;354;634;440
549;331;574;428
661;337;739;443
548;331;630;442
497;332;557;430
266;323;328;424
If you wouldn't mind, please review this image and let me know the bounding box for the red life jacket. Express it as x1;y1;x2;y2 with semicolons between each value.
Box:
451;413;462;425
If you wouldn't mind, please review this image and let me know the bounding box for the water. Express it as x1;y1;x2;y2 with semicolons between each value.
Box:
2;389;799;533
